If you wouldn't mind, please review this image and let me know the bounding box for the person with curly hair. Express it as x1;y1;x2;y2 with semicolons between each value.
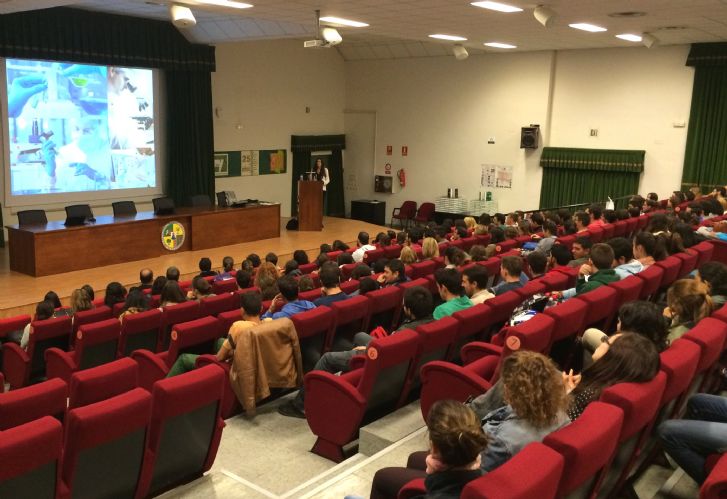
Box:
253;261;280;301
664;279;713;342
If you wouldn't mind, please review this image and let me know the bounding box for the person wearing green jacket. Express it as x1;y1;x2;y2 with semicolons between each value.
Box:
575;243;620;295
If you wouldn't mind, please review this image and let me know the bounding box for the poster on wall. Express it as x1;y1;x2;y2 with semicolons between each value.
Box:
481;164;513;189
215;151;240;177
214;149;286;177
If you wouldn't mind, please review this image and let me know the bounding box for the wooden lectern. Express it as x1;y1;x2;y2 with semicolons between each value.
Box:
297;180;323;231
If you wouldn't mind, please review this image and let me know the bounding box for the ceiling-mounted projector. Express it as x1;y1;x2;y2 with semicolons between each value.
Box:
170;4;196;28
304;10;342;48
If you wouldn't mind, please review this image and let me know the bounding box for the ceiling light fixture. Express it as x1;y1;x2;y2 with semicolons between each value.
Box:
569;23;607;32
321;27;342;44
429;34;468;41
484;42;517;49
453;44;469;60
170;4;196;28
319;16;369;27
616;33;642;42
642;32;659;48
533;5;556;28
195;0;252;8
471;1;523;13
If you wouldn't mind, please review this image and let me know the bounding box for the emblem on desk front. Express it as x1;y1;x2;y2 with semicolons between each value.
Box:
161;222;185;251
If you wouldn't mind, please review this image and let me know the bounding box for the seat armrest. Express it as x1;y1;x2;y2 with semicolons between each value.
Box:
44;348;77;384
348;353;366;371
461;341;503;365
2;342;30;390
130;349;168;391
304;370;367;443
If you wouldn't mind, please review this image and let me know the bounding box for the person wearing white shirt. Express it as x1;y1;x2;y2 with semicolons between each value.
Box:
352;231;376;263
462;265;494;305
312;158;330;214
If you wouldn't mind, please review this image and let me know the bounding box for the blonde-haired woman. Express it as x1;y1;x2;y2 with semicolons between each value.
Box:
421;237;440;260
70;288;93;315
665;279;713;342
463;216;477;231
399;246;417;265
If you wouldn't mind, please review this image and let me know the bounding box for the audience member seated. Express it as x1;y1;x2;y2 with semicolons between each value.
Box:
215;256;235;280
469;245;488;262
574;211;590;233
352;232;376;263
70;288;93;315
104;282;127;308
566;333;660;421
332;240;350;252
463;216;477;231
44;291;70;317
658;393;727;486
357;277;381;295
548;244;573;271
159;281;187;307
20;300;54;349
376;259;409;288
255;262;280;300
372;258;389;274
236;270;252;290
119;288;150;322
283;260;302;277
139;268;153;290
399;246;417;265
633;231;667;268
261;276;315;320
167;292;264;377
351;264;373;281
433;268;473;319
587;204;605;229
608;237;644;279
664;279;712;342
421;237;440;260
443;246;466;268
697;262;727;308
490;256;524;296
534;220;557;254
81;284;95;301
337;252;355;266
166;266;180;282
372;351;570;499
151;276;167;295
527;251;548;279
293;249;310;266
246;253;262;268
279;286;435;419
298;275;315;292
575;243;619;295
604;209;618;224
315;253;329;268
504;226;519;240
568;236;592;268
517;220;532;237
319;243;332;254
313;262;350;306
494;213;507;229
462;266;494;305
198;257;217;278
187;276;215;301
698;220;727;242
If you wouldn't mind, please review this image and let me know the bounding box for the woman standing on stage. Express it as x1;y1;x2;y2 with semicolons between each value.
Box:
313;158;330;215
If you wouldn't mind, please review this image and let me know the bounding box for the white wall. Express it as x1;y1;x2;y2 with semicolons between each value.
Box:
344;45;695;217
211;40;345;217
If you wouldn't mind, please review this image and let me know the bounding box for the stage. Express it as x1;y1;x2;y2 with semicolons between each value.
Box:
0;216;390;318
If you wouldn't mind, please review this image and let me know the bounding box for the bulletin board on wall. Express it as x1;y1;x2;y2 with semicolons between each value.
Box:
214;149;287;177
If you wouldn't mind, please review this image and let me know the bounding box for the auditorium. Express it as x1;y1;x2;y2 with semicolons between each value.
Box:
0;1;726;498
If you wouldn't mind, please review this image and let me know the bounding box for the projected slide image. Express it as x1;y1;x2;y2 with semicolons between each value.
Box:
6;59;156;195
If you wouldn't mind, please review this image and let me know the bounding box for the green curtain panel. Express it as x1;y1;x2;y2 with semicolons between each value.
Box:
290;135;346;217
540;147;645;173
682;43;727;190
540;169;640;210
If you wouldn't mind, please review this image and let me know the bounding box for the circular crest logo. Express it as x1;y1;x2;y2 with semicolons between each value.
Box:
161;221;185;251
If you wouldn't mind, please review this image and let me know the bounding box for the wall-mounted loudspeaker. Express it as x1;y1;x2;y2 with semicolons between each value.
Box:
520;125;540;149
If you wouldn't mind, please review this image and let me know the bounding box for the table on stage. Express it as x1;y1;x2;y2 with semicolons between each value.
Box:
6;203;281;277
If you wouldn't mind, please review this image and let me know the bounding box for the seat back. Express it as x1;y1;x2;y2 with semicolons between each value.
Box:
540;271;571;292
65;204;93;220
397;201;417;219
363;248;386;266
612;220;628;238
69;357;139;409
399;278;430;291
384;245;402;259
693;241;715;269
119;308;163;356
298;262;318;275
339;262;358;280
608;277;644;307
513;279;547;301
62;389;151;499
702;452;727;499
152;196;175;214
74;319;122;371
17;209;47;225
480;291;522;332
635;264;665;300
452;303;495;344
505;313;554;355
574;285;619;331
111;201;137;217
415;202;435;221
0;314;31;341
543;402;624;498
366;286;404;332
655;256;683;290
409;318;459;392
139;365;225;497
683;318;727;374
624;217;638;236
72;306;113;335
167;316;223;368
200;293;238;317
420;361;492;422
601;223;615;240
0;416;62;498
587;226;604;243
556;234;576;250
0;378;67;430
410;260;436;279
340;279;359;294
329;295;370;351
543;297;588;344
27;316;72;380
211;278;238;294
675;250;699;278
290;306;335;372
160;301;201;350
217;309;243;332
461;442;564;499
188;194;212;208
658;339;701;419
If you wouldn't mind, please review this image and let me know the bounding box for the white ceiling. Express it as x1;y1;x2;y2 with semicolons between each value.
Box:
1;0;727;60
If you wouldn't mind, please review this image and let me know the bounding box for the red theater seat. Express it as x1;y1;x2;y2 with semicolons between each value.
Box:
635;264;665;301
0;377;67;430
72;305;113;336
0;313;31;342
328;295;370;351
211;278;238;294
419;360;491;422
410;260;436;280
573;285;619;332
68;357;139;410
158;301;201;351
290;306;336;372
702;453;727;499
366;285;404;332
200;293;238;317
119;308;163;356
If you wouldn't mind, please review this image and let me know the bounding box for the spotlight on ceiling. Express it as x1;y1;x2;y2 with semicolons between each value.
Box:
170;4;196;28
642;32;659;48
453;44;469;60
533;5;556;28
322;27;342;45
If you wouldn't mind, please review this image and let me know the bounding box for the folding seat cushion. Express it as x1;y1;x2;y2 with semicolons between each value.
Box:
290;306;335;372
635;264;665;301
366;285;404;332
702;452;727;499
3;315;72;389
543;402;624;498
158;301;201;351
328;295;370;351
0;313;31;343
72;306;113;335
460;442;564;499
410;260;437;280
211;278;238;294
0;378;67;430
46;318;121;384
68;357;139;410
136;365;226;498
60;388;151;499
118;308;163;356
419;360;491;422
305;329;420;462
199;293;238;317
0;416;63;499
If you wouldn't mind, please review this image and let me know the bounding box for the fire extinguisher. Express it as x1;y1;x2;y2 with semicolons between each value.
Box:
397;169;406;187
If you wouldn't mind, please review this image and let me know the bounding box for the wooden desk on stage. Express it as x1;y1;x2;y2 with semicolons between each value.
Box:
6;203;280;277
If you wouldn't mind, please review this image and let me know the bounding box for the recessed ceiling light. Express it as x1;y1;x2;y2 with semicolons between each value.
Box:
569;23;607;32
608;11;646;18
319;16;369;28
484;42;517;49
196;0;253;9
471;1;523;13
616;33;642;42
429;34;468;41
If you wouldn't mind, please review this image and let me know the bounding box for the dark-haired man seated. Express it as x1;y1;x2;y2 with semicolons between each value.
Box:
433;268;473;319
313;262;350;306
489;256;524;296
198;257;218;278
278;286;435;418
376;259;409;287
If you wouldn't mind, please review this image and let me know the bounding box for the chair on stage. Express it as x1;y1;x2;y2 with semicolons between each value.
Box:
189;194;212;208
17;209;47;225
111;201;137;217
152;197;176;215
65;204;94;221
391;201;417;229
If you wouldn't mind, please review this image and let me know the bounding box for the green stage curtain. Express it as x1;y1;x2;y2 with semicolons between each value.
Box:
0;7;216;206
539;147;644;209
682;43;727;191
290;135;346;217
